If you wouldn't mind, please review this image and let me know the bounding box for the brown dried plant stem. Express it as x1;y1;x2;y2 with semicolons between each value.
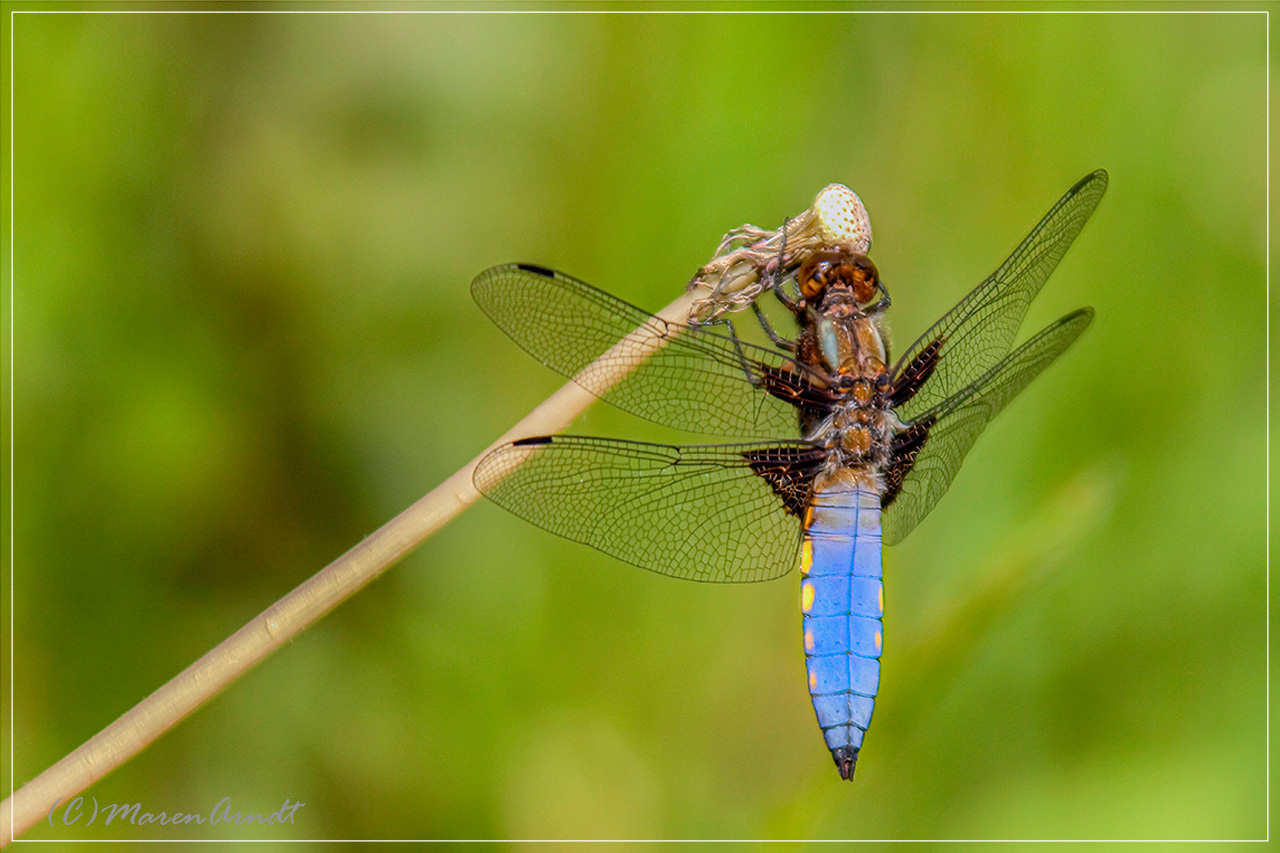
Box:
1;290;698;845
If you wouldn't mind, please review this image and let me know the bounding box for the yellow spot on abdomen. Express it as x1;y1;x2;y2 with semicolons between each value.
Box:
801;581;815;614
874;631;882;653
801;539;813;577
809;669;817;689
878;585;884;615
804;629;815;652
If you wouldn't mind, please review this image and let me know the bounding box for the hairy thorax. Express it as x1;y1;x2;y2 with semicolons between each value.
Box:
793;255;901;487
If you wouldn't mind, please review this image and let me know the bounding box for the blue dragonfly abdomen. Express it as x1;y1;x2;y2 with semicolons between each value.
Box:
801;461;886;779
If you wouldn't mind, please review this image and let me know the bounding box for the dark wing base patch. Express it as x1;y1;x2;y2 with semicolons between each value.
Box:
744;445;826;517
882;418;934;509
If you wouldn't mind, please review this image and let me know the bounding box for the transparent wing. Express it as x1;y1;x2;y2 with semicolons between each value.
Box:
474;436;825;582
891;170;1107;422
882;308;1094;544
473;264;813;438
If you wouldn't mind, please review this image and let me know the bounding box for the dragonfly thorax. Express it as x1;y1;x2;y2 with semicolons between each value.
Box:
798;295;899;479
807;399;898;473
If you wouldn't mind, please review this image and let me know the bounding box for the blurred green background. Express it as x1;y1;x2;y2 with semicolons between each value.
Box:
3;8;1267;842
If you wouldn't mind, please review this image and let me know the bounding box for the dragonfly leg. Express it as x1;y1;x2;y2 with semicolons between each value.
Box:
697;315;772;388
767;215;803;314
751;301;796;352
753;215;800;348
864;280;891;315
772;280;802;313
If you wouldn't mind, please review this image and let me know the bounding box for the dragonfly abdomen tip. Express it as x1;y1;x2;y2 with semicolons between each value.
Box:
833;746;859;781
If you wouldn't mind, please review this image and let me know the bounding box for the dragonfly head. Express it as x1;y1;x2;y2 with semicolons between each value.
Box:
798;249;885;313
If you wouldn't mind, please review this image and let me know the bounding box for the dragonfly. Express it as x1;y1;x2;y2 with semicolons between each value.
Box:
471;170;1107;780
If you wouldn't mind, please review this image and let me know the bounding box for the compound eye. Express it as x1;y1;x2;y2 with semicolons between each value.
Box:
851;256;880;303
799;258;830;301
